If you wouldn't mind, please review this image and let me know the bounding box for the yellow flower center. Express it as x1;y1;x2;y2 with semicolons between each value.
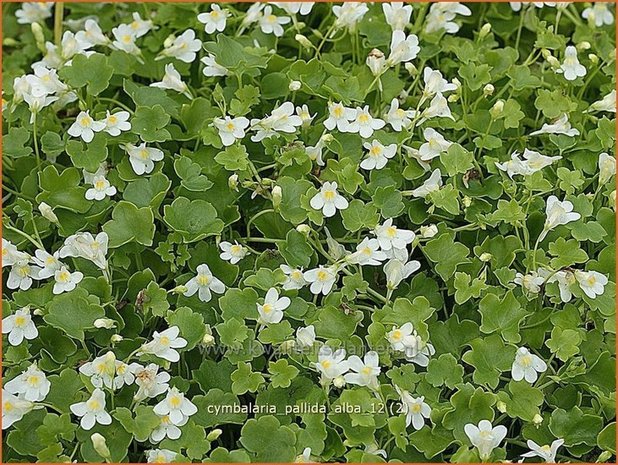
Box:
479;430;492;439
14;315;26;327
541;445;552;453
211;10;220;19
94;179;107;190
197;274;210;286
226;122;235;131
4;401;13;412
45;256;56;266
262;303;273;314
362;247;372;256
370;146;382;157
57;270;71;283
520;354;532;367
587;275;597;286
391;329;402;341
333;106;344;118
267;14;277;23
107;115;118;125
317;270;328;281
386;226;397;238
169;395;182;408
323;190;335;201
358;113;370;124
361;366;372;376
121;34;132;44
27;375;40;386
291;270;303;280
410;403;422;413
139;149;150;159
159;336;170;346
321;360;332;369
230;245;242;254
87;399;101;410
16;265;30;277
396;108;405;118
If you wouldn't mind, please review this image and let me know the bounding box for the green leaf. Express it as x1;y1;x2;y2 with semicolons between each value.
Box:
214;145;250;171
174;157;213;191
497;381;543;421
425;353;464;389
478;291;528;343
102;200;155;248
268;359;299;388
166;306;206;351
164;197;224;243
239;416;296;462
440;144;473;176
454;272;488;304
423;234;470;281
44;290;105;340
4;127;32;158
549;407;603;446
278;229;313;268
462;334;516;389
231;362;265;395
549;237;588;269
546;327;581;361
59;53;113;95
132;105;171;142
340;199;380;232
123;172;171;209
65;134;108;172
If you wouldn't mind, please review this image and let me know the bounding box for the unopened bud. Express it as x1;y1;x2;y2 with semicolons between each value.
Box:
532;413;543;426
366;49;386;77
295;34;313;49
38;202;58;223
206;428;223;441
272;185;282;210
172;285;188;294
110;334;123;343
541;48;551;59
279;339;296;354
447;94;459;103
597;451;613;463
91;433;111;461
202;333;215;346
289;80;301;92
404;62;417;76
479;23;492;39
452;78;462;91
296;224;311;236
490;100;504;118
547;56;560;68
94;318;116;329
228;174;239;191
609;190;616;211
333;376;346;388
588;53;599;64
31;23;45;50
33;308;44;316
420;224;438;239
163;34;175;48
320;133;334;143
483;84;495;97
480;252;493;262
496;401;507;413
577;41;591;51
462;196;472;208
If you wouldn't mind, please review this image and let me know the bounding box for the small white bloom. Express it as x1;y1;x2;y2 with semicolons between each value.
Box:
184;264;225;302
5;363;50;402
150;413;184;442
134;364;171;401
126;143;164;175
58;231;108;270
198;4;230;34
310;181;348;218
374;218;415;253
544;269;576;303
347;105;386;139
464;420;507;461
403;330;435;366
273;2;315;15
521;439;565;463
385;98;415;131
146;449;177;463
296;105;315;127
259;6;291;37
138;326;188;363
315;346;349;381
575;270;608;298
422;67;458;97
598;152;616;184
512;347;547;383
387;322;415;352
530;113;580;137
153;387;197;426
333;2;369;31
2;239;27;268
23;92;58;123
348;238;388;266
32;249;61;278
68;111;105;143
425;3;471;34
419;128;452;162
496;149;562;178
589;89;616;113
303;265;338;295
366;48;386;76
111;24;141;55
53;265;83;294
410;169;443;198
2;390;34;430
214;116;250;146
419;224;438;238
420;92;454;122
79;351;117;389
128;12;154;38
387;30;420;66
113;361;135;389
324;102;355;132
16;2;53;25
94;318;116;329
7;260;41;291
396;386;431;430
201;53;228;77
557;46;586;81
582;3;614;26
383;2;413;31
86;175;117;201
280;264;308;290
250;101;302;142
103;110;131;136
75;19;110;48
257;287;290;325
27;66;66;97
360;140;397;171
514;271;545;294
70;388;112;430
219;241;248;264
344;351;381;389
158;29;202;63
151;63;191;98
539;195;580;241
384;258;420;290
296;325;316;348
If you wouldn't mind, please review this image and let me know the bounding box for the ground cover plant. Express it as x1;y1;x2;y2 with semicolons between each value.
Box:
1;1;616;463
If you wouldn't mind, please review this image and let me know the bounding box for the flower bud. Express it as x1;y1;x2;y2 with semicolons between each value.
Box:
496;401;507;413
588;53;599;64
91;433;111;461
479;23;492;39
577;41;591;51
447;94;459;103
172;285;188;294
320;133;334;143
272;185;282;210
490;100;504;118
483;83;495;97
295;34;313;49
163;34;175;48
33;308;44;316
279;339;296;355
38;202;58;223
94;318;116;329
419;224;438;239
110;334;123;343
598;451;613;463
404;62;417;76
289;80;301;92
609;190;616;211
546;56;560;68
206;428;223;441
480;252;493;262
31;23;46;51
228;174;239;191
202;333;215;346
532;413;543;426
366;49;386;77
296;224;311;236
541;48;551;59
462;196;472;208
333;376;346;388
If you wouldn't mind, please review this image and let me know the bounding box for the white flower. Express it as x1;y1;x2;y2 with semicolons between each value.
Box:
496;149;561;178
16;2;53;24
385;98;415;131
7;259;41;291
134;364;170;401
324;102;355;132
273;2;315;15
70;388;112;430
5;363;50;402
113;361;135;389
75;19;110;48
344;351;381;389
315;346;349;380
396;386;431;430
257;288;290;325
521;439;565;463
366;48;386;76
32;249;62;279
420;224;439;238
58;231;108;270
360;140;397;171
53;265;83;294
79;351;117;389
153;387;197;426
2;239;27;267
575;270;608;298
303;265;338;295
306;139;327;166
589;89;616;113
387;30;420;66
310;181;348;218
198;4;230;34
85;174;116;201
219;241;248;264
403;330;435;366
259;6;291;37
464;420;507;461
510;2;556;11
512;347;547;383
280;265;308;290
419;128;452;161
184;264;225;302
410;169;443;198
242;3;266;26
387;322;415;351
514;271;545;294
296;325;316;348
348;238;388;266
150;413;184;442
539;195;580;241
384;259;420;290
60;30;90;60
582;3;614;26
128;12;153;38
146;449;177;463
250;101;302;142
383;2;413;31
158;29;202;63
23;93;58;123
67;111;105;143
2;390;34;430
27;66;66;97
138;326;188;363
348;105;386;138
374;218;415;253
531;113;580;137
295;446;313;463
296;104;315;126
103;110;131;136
38;202;59;223
111;24;141;55
425;3;471;34
598;152;616;184
151;63;191;98
557;46;586;81
125;143;164;175
333;2;369;31
214;116;250;146
420;92;454;122
201;53;228;77
544;269;576;303
422;67;458;97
